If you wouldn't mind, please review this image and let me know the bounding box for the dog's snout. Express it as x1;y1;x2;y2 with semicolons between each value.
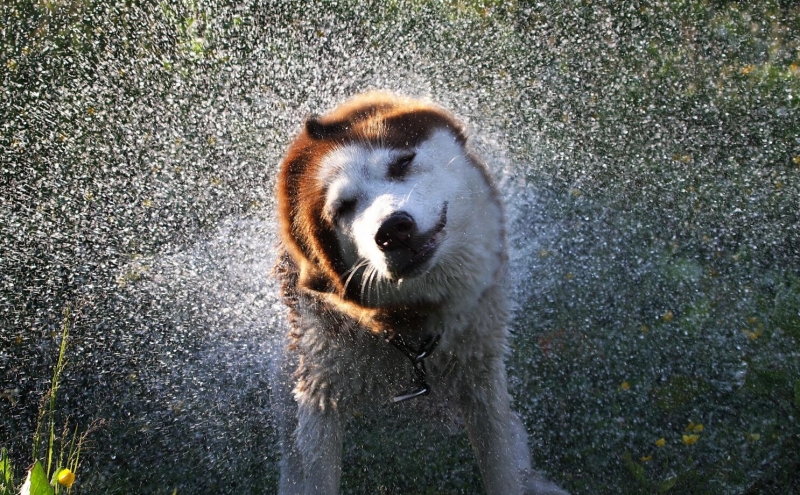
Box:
375;212;416;251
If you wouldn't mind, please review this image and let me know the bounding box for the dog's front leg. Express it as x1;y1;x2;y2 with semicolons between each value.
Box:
295;402;343;495
459;358;522;495
274;350;304;495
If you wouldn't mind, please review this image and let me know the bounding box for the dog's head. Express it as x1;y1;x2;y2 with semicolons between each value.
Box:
277;92;504;310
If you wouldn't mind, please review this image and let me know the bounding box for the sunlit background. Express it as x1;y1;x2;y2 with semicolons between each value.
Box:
2;1;799;493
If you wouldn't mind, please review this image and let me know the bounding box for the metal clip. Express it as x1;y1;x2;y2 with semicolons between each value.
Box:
388;333;440;403
391;385;430;403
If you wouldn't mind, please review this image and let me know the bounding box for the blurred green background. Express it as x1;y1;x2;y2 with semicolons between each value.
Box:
1;1;799;493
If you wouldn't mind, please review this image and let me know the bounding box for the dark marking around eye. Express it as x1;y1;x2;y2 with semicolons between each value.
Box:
332;198;357;223
387;152;416;179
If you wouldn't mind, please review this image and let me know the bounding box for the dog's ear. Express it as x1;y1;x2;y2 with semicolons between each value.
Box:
304;114;325;138
305;115;349;140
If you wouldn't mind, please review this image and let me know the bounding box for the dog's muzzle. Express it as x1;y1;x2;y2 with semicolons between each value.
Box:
374;203;448;278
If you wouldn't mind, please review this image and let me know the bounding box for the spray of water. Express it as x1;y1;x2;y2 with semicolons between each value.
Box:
2;1;799;493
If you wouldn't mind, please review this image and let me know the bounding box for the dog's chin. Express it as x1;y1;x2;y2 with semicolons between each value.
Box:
383;232;444;282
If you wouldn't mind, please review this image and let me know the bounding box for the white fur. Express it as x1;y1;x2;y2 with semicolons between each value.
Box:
318;129;504;307
275;128;567;495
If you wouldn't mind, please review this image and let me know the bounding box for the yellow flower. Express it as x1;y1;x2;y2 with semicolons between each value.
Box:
744;328;762;341
655;438;666;447
685;421;704;433
57;468;76;488
620;381;631;391
682;434;700;445
640;455;653;462
661;310;674;322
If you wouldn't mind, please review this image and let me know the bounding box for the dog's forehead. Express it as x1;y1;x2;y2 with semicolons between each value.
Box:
316;144;400;186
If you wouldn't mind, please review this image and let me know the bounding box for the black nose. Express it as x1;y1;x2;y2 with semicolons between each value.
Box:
375;212;416;251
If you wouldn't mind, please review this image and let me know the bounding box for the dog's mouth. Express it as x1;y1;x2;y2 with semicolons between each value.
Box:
387;203;448;280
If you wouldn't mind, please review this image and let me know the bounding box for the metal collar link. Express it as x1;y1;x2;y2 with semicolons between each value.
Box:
385;333;441;403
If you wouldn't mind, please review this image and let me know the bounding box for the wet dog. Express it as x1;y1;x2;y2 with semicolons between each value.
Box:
273;92;566;495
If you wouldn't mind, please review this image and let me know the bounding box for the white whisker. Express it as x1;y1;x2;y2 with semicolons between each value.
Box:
361;265;377;304
369;268;380;305
343;258;370;294
404;182;419;203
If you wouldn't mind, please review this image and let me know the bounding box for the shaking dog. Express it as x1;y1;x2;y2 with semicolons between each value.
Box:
273;92;566;495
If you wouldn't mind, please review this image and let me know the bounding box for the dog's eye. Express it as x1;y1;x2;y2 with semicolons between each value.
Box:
387;153;415;179
332;199;357;223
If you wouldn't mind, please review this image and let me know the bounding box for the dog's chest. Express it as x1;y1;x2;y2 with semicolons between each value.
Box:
290;284;508;412
290;312;453;409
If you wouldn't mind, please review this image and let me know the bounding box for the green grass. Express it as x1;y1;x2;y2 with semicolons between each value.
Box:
1;0;799;493
2;306;103;495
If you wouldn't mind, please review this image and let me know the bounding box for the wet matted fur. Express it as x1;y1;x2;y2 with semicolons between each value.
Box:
272;92;566;495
